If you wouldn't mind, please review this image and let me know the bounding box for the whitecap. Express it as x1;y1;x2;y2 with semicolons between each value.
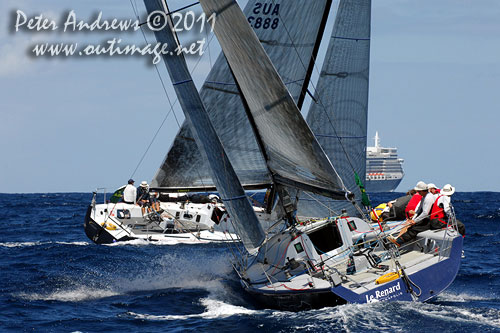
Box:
0;241;89;248
0;241;41;248
127;298;258;321
436;291;493;302
15;287;119;302
400;302;500;329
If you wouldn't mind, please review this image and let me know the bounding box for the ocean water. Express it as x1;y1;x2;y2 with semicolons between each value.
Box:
1;192;499;332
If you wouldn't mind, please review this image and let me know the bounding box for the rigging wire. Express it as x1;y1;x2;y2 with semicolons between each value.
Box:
127;0;216;186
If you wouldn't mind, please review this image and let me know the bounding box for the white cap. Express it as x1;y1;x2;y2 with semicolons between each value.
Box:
441;184;456;196
208;194;220;202
140;181;148;187
414;181;427;191
427;183;437;190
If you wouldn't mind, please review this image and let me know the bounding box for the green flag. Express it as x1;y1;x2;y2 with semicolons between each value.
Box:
110;185;126;203
354;172;371;207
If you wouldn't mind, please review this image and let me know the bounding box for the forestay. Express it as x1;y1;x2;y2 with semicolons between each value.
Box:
299;0;371;217
143;0;265;251
152;0;331;191
198;0;348;200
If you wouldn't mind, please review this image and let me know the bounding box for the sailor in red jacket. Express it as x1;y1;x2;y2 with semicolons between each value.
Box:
429;184;465;236
405;182;425;219
389;181;432;247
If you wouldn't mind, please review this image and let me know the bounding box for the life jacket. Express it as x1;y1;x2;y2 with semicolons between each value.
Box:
430;195;446;224
405;193;422;218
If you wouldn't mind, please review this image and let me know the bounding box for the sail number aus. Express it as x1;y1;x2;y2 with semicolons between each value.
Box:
247;3;280;30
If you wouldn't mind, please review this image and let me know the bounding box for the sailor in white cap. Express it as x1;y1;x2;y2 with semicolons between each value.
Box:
389;181;435;247
404;181;427;219
427;183;439;195
429;184;465;236
137;181;152;216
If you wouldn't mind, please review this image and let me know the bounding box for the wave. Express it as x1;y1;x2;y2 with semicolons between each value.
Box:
435;291;493;302
114;252;235;293
266;299;500;331
15;287;119;302
405;302;500;329
127;298;259;320
12;251;235;304
0;241;89;248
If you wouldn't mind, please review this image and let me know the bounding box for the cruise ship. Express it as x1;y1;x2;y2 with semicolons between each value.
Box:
365;132;404;192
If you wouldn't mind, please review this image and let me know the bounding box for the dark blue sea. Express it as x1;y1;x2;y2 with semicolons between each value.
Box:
1;192;499;332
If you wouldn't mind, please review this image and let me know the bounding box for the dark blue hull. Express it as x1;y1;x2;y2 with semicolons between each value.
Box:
332;236;463;303
244;236;462;310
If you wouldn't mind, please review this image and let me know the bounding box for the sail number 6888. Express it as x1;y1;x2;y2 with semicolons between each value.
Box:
247;16;279;30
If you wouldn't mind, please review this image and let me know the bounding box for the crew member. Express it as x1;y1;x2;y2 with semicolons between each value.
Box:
123;179;137;204
389;181;434;247
429;184;465;236
137;181;151;216
405;184;424;219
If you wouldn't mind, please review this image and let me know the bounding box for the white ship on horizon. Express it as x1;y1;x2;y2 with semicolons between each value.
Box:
365;131;404;192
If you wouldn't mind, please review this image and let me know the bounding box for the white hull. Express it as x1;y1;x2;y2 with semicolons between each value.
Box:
84;198;239;244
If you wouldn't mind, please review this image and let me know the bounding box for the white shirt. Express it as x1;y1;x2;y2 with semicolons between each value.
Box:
414;192;438;223
123;184;137;203
434;195;452;217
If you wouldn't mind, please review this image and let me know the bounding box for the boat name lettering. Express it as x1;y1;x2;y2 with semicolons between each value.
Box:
248;3;280;30
365;282;402;303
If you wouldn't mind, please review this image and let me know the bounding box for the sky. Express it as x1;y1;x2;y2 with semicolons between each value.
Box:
1;0;499;193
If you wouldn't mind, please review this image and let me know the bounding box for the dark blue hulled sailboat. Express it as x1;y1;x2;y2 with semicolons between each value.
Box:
145;0;463;310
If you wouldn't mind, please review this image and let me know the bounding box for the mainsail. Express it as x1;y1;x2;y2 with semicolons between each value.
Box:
198;0;348;200
152;0;331;191
143;0;265;251
299;0;371;217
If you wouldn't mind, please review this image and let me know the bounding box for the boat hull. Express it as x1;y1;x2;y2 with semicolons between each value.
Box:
245;285;346;311
332;235;463;303
365;177;403;192
240;229;463;310
84;203;239;245
84;205;133;244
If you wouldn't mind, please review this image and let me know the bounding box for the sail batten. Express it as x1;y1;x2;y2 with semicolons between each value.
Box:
152;0;331;190
199;0;347;200
143;0;265;251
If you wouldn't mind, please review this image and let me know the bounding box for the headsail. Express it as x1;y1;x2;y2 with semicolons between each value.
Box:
198;0;348;200
143;0;265;251
152;0;331;191
299;0;371;217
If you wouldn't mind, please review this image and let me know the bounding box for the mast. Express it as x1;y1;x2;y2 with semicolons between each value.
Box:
142;0;265;252
297;0;333;110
